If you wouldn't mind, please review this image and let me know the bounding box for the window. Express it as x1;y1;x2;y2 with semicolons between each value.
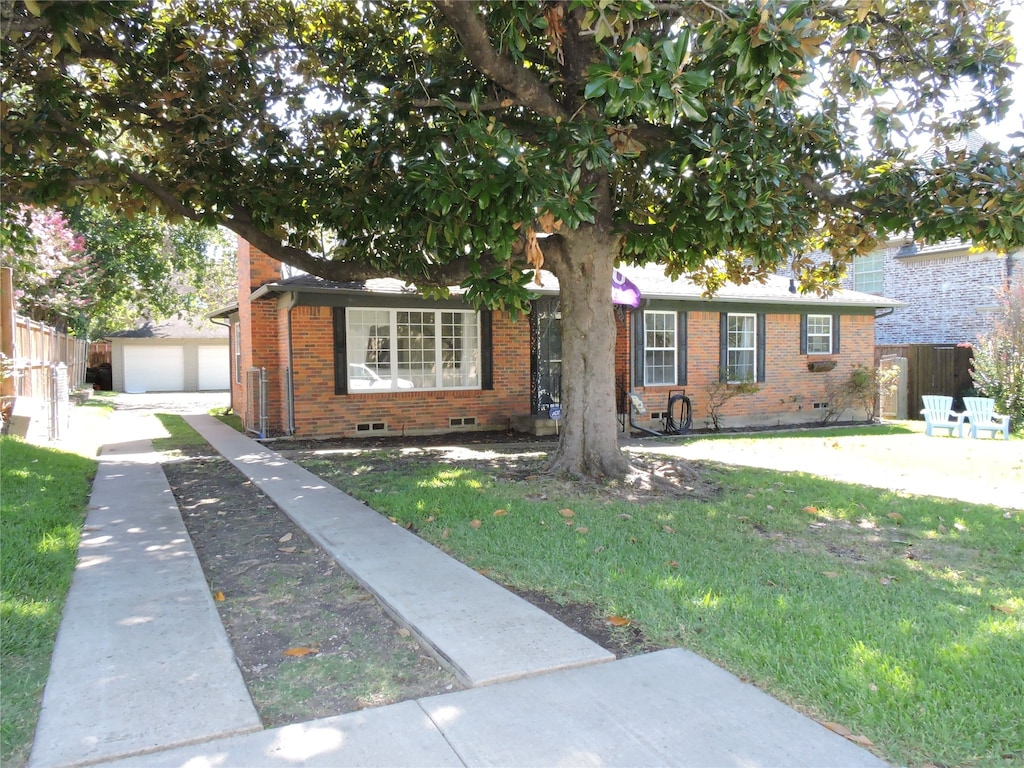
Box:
644;311;677;385
725;313;757;382
233;320;241;384
853;251;884;294
343;308;480;391
805;315;832;354
801;314;840;356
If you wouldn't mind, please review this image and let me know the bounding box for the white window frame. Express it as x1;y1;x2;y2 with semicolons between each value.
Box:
726;313;757;383
806;314;833;355
233;320;242;384
643;310;677;386
346;307;481;392
853;251;884;294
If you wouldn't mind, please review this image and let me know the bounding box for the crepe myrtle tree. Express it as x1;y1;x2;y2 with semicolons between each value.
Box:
3;1;1023;479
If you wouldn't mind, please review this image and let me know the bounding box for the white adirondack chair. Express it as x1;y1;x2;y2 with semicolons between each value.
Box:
920;395;963;437
962;397;1011;440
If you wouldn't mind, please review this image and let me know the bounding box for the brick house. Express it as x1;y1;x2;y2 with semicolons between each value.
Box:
215;238;901;438
845;238;1021;346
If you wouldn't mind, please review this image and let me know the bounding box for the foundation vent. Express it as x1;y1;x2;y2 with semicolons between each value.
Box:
356;422;387;433
449;416;477;427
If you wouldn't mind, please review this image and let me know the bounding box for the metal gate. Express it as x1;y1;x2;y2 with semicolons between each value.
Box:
49;363;69;440
245;367;269;438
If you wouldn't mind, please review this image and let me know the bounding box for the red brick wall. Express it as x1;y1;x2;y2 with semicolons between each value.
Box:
233;241;283;431
631;311;876;430
287;306;532;438
233;236;879;437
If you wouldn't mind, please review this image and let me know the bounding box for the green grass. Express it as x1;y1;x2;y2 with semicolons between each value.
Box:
76;393;116;411
300;449;1024;768
151;410;241;455
211;407;244;433
1;437;96;768
152;413;211;454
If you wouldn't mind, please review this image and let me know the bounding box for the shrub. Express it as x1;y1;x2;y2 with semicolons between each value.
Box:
820;363;895;424
703;380;759;431
970;281;1024;432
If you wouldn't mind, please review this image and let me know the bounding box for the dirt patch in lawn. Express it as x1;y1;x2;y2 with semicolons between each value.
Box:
279;430;721;503
162;445;656;726
162;449;460;726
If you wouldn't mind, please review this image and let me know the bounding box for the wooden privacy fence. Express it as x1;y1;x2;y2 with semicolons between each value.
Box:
876;344;974;419
10;315;90;396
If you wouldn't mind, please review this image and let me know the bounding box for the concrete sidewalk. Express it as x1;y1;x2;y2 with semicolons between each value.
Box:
29;412;261;768
181;414;614;687
30;407;888;768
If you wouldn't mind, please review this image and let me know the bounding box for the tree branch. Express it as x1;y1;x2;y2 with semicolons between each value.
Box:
798;172;865;212
412;98;515;112
433;0;570;122
124;169;507;288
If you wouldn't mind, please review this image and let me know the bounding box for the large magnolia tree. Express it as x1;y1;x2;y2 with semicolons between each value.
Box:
3;0;1023;478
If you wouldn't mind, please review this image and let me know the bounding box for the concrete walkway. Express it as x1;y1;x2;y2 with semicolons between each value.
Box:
29;403;888;768
183;415;614;688
29;412;261;768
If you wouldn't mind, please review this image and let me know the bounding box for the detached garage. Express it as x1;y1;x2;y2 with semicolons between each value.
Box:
107;318;230;393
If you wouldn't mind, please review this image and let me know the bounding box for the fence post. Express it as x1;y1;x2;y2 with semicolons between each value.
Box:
1;268;15;429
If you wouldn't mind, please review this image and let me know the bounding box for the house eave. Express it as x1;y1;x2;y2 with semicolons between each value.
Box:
636;292;905;310
209;303;239;319
249;270;904;312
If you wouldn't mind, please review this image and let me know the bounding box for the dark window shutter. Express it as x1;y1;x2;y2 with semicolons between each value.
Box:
633;310;645;387
832;314;841;354
719;313;728;383
800;314;808;355
677;312;687;385
756;313;766;383
480;310;493;390
333;307;347;395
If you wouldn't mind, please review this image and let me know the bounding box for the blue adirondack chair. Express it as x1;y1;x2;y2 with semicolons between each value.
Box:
921;395;963;437
962;397;1011;440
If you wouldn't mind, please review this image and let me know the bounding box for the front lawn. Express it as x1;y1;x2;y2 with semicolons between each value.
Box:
296;443;1024;768
0;438;96;768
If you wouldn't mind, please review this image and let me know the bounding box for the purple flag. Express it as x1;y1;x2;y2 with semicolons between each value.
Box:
612;268;641;307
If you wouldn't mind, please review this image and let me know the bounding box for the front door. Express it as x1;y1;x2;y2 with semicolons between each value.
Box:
531;297;562;413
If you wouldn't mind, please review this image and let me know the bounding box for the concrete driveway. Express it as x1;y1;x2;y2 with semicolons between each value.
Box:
106;391;232;413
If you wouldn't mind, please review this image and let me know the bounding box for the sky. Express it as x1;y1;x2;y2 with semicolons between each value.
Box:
979;3;1024;147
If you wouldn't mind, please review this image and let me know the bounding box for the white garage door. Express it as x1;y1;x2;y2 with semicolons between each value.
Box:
197;345;230;391
124;345;185;393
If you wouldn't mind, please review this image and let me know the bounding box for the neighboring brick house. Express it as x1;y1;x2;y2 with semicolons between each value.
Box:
216;239;901;438
845;238;1021;345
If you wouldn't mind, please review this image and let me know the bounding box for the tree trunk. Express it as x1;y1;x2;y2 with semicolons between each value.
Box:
545;227;631;480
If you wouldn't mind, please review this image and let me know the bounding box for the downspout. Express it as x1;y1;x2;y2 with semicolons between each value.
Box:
209;316;233;411
875;307;895;319
284;296;296;436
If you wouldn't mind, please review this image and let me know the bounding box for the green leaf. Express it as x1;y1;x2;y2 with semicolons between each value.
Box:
585;77;609;100
678;95;708;122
